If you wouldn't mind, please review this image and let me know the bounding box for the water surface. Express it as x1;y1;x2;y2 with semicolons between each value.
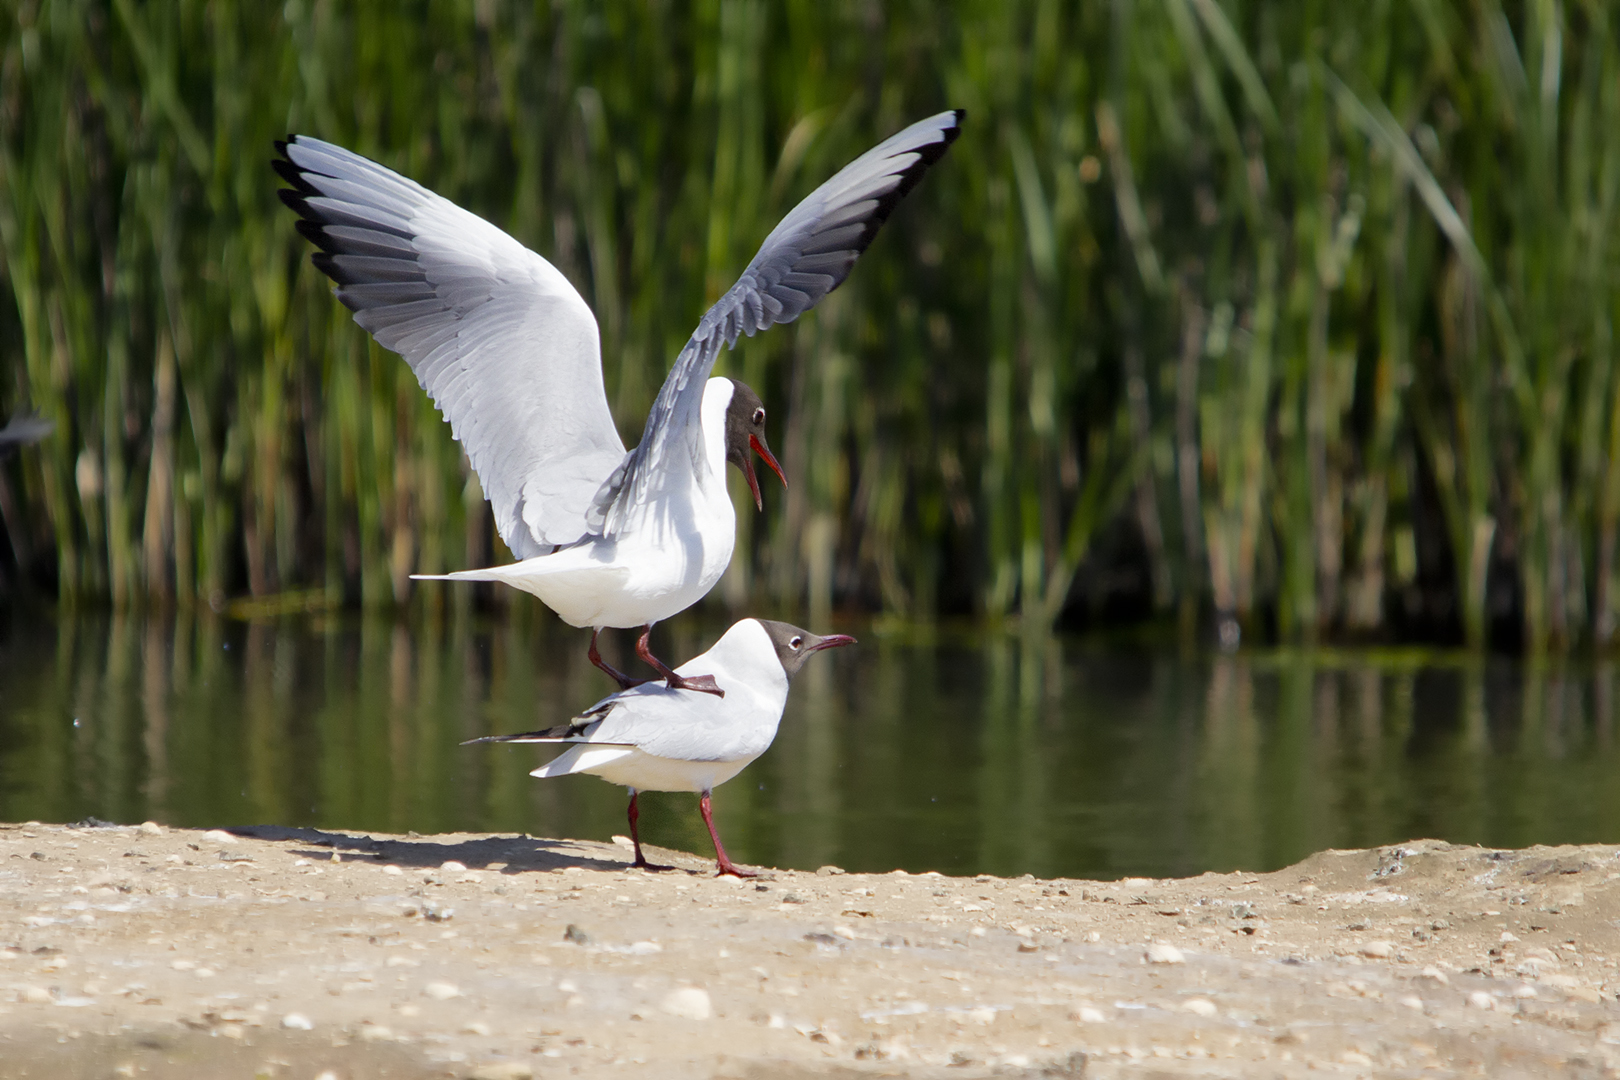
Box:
3;611;1618;880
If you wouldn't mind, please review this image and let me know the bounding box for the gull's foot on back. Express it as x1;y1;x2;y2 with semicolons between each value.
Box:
635;626;725;696
664;672;725;697
589;629;651;690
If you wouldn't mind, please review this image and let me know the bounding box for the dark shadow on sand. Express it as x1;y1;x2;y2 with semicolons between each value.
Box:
224;825;650;873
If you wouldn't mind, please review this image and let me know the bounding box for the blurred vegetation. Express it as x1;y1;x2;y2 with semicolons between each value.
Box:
2;0;1619;653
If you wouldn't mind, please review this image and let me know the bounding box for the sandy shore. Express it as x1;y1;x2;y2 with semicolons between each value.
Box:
3;821;1620;1078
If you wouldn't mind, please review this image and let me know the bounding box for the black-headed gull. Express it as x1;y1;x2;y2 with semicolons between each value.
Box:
274;112;958;695
0;414;52;460
467;618;854;877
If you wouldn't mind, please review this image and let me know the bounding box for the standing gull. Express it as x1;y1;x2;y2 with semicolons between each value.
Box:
467;618;854;877
274;111;960;695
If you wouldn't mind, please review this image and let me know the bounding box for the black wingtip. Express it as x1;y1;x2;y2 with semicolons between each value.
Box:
848;111;964;257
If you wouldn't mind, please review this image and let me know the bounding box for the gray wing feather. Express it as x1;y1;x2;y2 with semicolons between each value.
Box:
276;137;626;557
588;110;963;536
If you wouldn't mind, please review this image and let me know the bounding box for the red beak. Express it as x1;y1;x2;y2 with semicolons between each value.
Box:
744;433;787;511
805;633;857;653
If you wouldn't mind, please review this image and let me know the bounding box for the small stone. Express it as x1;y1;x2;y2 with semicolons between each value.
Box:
832;925;856;940
611;835;634;848
138;822;164;836
21;986;54;1004
1145;943;1185;965
661;986;712;1020
1467;991;1495;1010
1183;998;1217;1017
1071;1005;1106;1023
1500;931;1519;943
965;1006;997;1024
467;1065;534;1080
170;959;197;971
440;860;467;872
383;865;403;876
1512;984;1537;999
202;830;238;844
356;1024;393;1042
1342;1050;1373;1065
281;1012;313;1030
815;865;846;877
1397;995;1424;1010
1420;966;1449;985
1360;941;1395;959
423;981;460;1000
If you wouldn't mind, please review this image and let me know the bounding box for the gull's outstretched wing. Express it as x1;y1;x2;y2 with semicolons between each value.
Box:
588;109;963;535
275;137;626;557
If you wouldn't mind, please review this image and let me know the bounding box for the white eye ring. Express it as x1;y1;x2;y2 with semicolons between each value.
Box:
789;636;803;650
753;407;766;425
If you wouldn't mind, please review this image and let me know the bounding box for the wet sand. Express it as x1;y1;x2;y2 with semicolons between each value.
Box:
4;821;1620;1078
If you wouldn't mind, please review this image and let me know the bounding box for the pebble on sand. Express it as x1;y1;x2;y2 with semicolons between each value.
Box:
467;1064;534;1080
1183;998;1217;1017
1359;941;1395;959
662;986;713;1020
423;981;461;1000
281;1012;313;1030
1145;943;1185;965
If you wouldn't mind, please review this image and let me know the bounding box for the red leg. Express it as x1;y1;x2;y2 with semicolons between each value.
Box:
636;625;724;697
590;628;649;690
700;790;756;878
627;791;672;872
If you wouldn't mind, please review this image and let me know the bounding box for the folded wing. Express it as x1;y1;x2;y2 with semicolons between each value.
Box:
589;109;963;535
275;137;626;556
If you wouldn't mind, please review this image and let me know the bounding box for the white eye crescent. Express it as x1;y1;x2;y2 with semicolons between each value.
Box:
752;407;766;425
789;636;803;650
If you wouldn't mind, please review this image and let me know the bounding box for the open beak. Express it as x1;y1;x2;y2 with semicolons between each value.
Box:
805;633;857;653
745;433;787;511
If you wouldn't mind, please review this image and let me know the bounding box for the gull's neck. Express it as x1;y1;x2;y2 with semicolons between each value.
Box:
698;377;735;496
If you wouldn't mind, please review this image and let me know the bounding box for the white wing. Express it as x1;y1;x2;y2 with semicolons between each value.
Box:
588;110;963;536
275;137;626;557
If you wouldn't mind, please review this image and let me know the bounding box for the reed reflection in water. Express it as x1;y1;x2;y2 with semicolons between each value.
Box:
3;613;1619;880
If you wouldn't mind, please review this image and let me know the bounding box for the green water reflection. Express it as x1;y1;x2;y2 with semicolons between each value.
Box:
3;613;1619;880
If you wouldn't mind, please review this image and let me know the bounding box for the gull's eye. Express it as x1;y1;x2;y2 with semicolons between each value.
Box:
789;636;803;650
752;407;766;426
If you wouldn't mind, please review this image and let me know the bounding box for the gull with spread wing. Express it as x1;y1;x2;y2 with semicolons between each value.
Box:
467;618;854;877
274;110;958;694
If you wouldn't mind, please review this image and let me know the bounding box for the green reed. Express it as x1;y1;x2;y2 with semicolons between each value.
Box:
2;0;1620;652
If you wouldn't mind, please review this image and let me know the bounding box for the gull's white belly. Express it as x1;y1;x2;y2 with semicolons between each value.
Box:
490;492;736;629
576;748;759;794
